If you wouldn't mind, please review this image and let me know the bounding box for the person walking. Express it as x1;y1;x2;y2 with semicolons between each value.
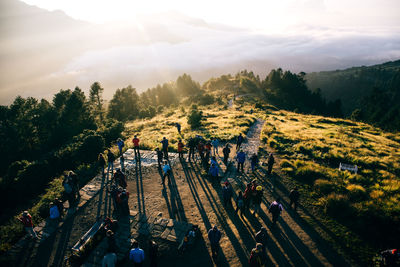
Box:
129;241;145;267
249;243;266;267
250;153;259;172
177;139;184;159
235;191;245;216
18;211;38;239
289;187;300;211
211;138;219;156
208;163;219;181
107;149;115;174
236;149;246;173
62;174;75;208
161;137;169;159
69;171;80;201
117;138;124;156
54;198;64;219
222;182;233;207
162;161;172;185
148;240;158;267
255;227;268;251
269;198;283;225
236;133;244;150
267;153;275;175
208;225;222;258
253;186;263;216
222;144;230;165
132;136;140;159
49;202;60;226
243;183;252;213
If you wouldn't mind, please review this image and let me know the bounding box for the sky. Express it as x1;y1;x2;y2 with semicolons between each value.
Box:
0;0;399;103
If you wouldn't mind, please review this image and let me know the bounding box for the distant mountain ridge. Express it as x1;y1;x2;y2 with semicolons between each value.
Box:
305;60;400;130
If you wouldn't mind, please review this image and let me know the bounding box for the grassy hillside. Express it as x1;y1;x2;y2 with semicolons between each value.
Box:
259;108;400;263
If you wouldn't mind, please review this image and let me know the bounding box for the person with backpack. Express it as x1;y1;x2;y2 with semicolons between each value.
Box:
267;153;275;175
253;186;263;216
117;138;124;156
235;191;245;216
107;149;115;174
98;153;106;175
236;149;246;173
269;198;283;225
117;189;130;216
243;183;252;213
249;243;266;267
222;182;233;207
211;138;219;156
208;225;222;258
250;153;259;172
132;136;140;159
54;198;64;219
289;187;300;211
113;169;127;188
236;133;244;150
177;139;184;159
161;137;169;159
49;202;60;225
18;211;38;239
162;161;172;185
222;144;230;165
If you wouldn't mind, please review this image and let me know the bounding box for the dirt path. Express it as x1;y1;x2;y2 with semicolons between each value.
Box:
7;119;352;266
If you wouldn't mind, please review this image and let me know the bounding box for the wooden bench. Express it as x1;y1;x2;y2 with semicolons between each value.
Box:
339;163;358;174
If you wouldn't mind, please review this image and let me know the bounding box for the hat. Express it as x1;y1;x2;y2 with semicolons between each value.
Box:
256;186;262;191
23;211;28;216
256;243;263;250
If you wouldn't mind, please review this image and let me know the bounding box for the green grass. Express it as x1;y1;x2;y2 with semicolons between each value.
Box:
260;109;400;264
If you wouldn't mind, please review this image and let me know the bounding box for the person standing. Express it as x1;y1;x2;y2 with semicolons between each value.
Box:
269;198;283;225
162;161;172;185
98;153;106;175
235;191;245;216
54;198;64;219
208;225;222;258
253;186;263;216
250;153;259;172
49;202;60;226
236;149;246;173
129;241;145;267
176;122;181;135
132;136;140;159
243;183;252;213
117;138;124;156
107;149;115;174
62;175;75;208
177;139;184;159
222;182;233;207
255;227;268;251
267;153;275;175
289;187;300;211
148;240;158;267
155;148;163;167
211;138;219;156
222;144;230;165
102;248;117;267
188;138;196;162
18;211;38;239
161;137;169;159
208;163;219;181
236;133;244;150
69;171;80;201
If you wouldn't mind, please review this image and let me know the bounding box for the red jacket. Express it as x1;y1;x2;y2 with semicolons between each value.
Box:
132;138;140;147
20;214;33;227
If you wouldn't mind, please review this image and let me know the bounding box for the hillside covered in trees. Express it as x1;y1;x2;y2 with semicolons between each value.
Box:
306;60;400;131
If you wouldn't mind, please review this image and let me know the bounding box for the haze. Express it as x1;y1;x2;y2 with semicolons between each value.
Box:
1;0;399;104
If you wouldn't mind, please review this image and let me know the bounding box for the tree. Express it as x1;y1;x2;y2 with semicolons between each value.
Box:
107;85;139;121
89;82;104;121
187;107;203;129
176;74;200;97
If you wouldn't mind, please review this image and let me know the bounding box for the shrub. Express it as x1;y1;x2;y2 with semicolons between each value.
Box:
294;164;324;184
280;159;293;168
314;179;335;195
187;109;203;129
346;184;367;201
324;193;353;218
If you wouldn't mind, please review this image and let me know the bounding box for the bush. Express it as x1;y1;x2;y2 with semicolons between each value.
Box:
280;159;293;168
187;109;203;129
346;184;367;201
294;164;324;184
324;193;353;218
314;179;335;195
